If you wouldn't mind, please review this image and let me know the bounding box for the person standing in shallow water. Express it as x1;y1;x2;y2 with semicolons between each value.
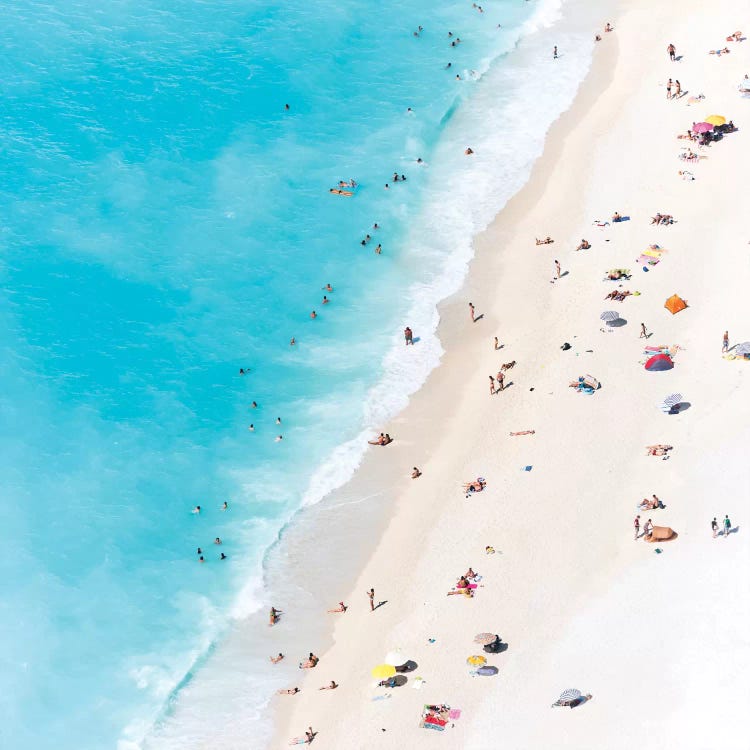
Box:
553;45;558;59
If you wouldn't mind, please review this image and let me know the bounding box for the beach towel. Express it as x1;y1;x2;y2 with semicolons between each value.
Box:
449;709;462;720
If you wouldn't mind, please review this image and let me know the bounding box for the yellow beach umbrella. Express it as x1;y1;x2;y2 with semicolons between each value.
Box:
705;114;726;126
371;664;397;679
466;655;487;666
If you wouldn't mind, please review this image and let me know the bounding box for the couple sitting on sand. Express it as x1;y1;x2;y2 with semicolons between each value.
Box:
651;213;674;225
638;495;665;510
575;239;591;251
299;653;319;669
535;236;554;245
464;477;486;498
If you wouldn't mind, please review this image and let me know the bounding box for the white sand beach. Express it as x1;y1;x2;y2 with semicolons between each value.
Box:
274;1;750;747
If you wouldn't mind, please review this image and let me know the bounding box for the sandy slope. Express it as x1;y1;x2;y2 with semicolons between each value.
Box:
275;1;750;747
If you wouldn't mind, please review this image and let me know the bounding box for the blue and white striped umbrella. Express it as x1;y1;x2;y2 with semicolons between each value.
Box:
734;342;750;356
600;311;620;322
662;393;682;409
558;688;581;702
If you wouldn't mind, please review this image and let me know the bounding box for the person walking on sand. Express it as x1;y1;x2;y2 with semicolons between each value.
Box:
674;79;681;97
404;326;413;345
724;515;732;538
640;322;648;338
489;375;496;395
496;370;505;391
494;336;500;350
367;588;375;611
553;45;558;59
722;330;729;353
711;517;718;538
469;302;475;322
634;515;640;539
554;259;561;279
666;78;672;99
667;43;676;61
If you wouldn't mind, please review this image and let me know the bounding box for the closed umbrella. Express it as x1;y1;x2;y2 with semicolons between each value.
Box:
384;651;407;667
474;633;498;646
733;342;750;356
692;122;713;133
705;114;726;126
372;664;397;679
466;655;487;666
600;311;620;322
476;665;499;676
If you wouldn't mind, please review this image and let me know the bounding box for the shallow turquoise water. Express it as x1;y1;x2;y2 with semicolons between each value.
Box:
0;0;594;747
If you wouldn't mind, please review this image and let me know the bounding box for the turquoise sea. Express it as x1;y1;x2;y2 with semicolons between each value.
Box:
0;0;598;747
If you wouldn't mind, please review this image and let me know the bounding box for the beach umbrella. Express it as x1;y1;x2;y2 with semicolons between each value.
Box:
733;342;750;355
600;311;620;322
466;655;487;666
692;122;713;133
474;633;498;646
372;664;397;679
661;393;682;409
704;114;725;126
557;688;582;702
384;651;407;667
476;665;499;676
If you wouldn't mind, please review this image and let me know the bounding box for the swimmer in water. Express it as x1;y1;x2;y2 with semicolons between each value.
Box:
220;552;227;560
375;244;382;255
214;537;222;545
197;547;202;555
324;283;333;291
372;223;379;230
446;62;452;69
192;505;201;514
322;295;329;304
285;103;290;110
248;424;254;431
251;401;258;409
290;337;296;346
222;501;228;510
310;310;317;319
275;435;283;442
199;555;205;563
270;653;284;664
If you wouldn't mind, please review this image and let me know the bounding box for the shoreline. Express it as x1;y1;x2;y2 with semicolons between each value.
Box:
270;7;622;747
273;0;750;747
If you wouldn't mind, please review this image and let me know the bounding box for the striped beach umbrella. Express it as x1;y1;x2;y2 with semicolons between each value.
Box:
734;342;750;356
662;393;682;409
551;688;583;706
600;310;620;322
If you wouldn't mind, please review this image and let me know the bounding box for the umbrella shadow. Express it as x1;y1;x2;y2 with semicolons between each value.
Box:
392;675;408;687
395;660;418;673
608;318;628;328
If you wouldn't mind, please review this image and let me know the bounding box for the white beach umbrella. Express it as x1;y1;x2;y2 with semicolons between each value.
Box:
384;650;408;667
600;310;620;322
733;342;750;355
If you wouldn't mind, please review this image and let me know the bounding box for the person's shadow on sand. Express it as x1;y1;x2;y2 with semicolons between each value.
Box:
473;314;484;323
373;600;388;611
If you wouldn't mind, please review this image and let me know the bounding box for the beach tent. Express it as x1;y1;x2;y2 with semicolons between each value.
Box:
645;353;673;371
644;526;677;542
664;294;687;315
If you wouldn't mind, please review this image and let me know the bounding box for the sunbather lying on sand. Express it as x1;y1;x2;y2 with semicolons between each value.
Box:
708;47;731;55
535;236;554;245
463;478;487;496
278;687;300;695
299;655;319;669
575;239;591;251
593;220;610;227
501;360;516;371
646;444;673;456
651;213;674;225
510;430;535;436
447;588;474;597
678;130;698;141
605;270;630;280
604;289;632;301
679;150;699;162
327;601;347;613
368;433;393;446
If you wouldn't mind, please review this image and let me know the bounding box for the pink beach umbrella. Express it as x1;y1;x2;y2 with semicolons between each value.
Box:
692;122;713;134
